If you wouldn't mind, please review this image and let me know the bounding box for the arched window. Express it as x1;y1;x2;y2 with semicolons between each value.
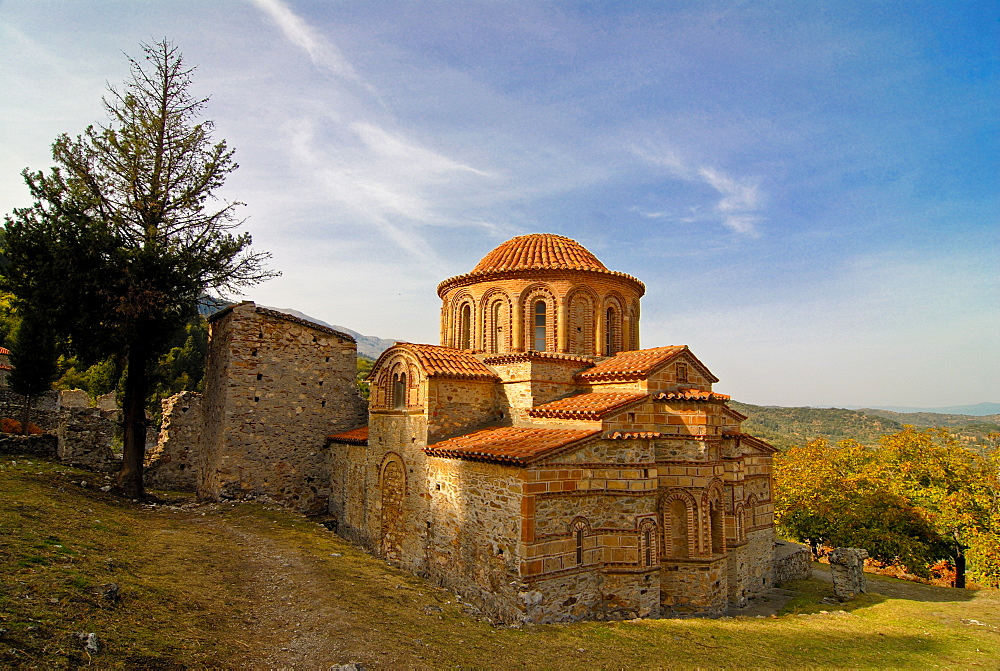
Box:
710;500;725;555
459;303;472;349
604;306;619;356
392;372;407;410
639;519;657;567
572;518;589;565
486;299;509;354
533;300;547;352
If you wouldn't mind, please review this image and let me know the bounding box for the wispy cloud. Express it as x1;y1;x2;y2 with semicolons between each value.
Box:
248;0;363;83
633;147;765;236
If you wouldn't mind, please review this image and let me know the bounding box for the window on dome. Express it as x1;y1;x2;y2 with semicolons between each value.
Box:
533;301;547;352
604;306;619;356
459;303;472;349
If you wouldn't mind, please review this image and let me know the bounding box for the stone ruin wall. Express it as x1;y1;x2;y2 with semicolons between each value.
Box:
144;391;202;490
158;302;368;513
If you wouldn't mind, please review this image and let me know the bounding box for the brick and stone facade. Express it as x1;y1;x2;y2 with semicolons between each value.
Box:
326;233;781;623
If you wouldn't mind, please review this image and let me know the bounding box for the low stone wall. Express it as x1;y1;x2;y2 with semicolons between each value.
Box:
57;408;119;472
773;539;812;585
0;434;58;457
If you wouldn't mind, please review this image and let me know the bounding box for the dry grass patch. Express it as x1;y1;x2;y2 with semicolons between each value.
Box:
2;455;998;668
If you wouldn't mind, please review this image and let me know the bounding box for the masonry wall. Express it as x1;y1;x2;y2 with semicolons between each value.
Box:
425;458;525;622
145;391;202;490
426;378;498;440
198;303;366;514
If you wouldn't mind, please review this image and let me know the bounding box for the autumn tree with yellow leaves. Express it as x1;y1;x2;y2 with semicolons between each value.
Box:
774;428;1000;588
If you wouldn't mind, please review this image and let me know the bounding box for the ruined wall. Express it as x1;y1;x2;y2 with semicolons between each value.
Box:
145;391;202;490
773;539;812;585
57;408;118;472
198;302;366;514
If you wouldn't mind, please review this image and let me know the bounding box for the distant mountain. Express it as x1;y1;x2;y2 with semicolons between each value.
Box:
732;401;1000;451
854;402;1000;417
328;326;397;361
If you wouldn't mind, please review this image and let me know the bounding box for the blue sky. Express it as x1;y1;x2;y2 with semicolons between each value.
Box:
1;0;997;408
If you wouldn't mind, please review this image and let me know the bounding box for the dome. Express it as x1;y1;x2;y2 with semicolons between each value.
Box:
472;233;608;273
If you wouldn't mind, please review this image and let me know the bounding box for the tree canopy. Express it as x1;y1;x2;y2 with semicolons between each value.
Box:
774;428;1000;588
1;40;275;496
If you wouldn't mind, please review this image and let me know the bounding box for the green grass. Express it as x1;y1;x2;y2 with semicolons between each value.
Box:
2;454;999;668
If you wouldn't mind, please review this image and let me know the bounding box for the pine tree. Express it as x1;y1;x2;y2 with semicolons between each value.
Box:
2;40;276;496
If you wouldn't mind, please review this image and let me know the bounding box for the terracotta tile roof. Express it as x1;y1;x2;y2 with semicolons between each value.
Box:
607;431;662;440
438;233;645;297
472;233;608;273
425;427;600;465
0;347;9;356
722;432;779;454
0;364;11;371
372;343;498;380
483;351;595;367
327;426;369;445
576;346;686;382
654;388;731;402
528;392;648;420
405;343;498;379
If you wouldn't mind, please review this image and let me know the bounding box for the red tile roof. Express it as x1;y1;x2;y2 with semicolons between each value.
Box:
722;432;779;454
425;427;600;465
437;233;645;297
472;233;608;273
528;392;648;421
327;426;369;445
372;343;498;380
483;351;595;367
0;347;9;356
654;389;731;402
576;346;686;382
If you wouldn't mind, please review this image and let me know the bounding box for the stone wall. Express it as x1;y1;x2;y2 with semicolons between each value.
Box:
0;434;58;457
0;389;61;431
198;302;367;514
773;539;812;585
425;458;525;622
57;408;118;472
145;391;201;490
426;378;498;440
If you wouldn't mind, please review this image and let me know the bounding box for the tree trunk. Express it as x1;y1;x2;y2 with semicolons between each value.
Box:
20;395;32;435
115;342;149;499
955;548;966;588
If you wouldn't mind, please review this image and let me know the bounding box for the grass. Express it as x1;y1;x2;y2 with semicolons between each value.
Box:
2;454;999;668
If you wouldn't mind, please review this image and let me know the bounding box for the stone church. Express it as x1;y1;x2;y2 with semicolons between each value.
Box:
151;233;781;623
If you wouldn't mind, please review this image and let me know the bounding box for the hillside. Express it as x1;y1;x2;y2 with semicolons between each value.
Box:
2;458;998;668
732;402;1000;451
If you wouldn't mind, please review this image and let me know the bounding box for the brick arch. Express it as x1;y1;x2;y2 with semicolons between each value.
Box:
637;516;658;567
379;453;406;562
733;503;746;543
480;289;513;354
628;299;641;351
660;489;697;559
450;291;477;349
601;292;626;356
570;516;591;566
520;284;557;353
566;286;598;356
371;351;422;411
703;479;726;556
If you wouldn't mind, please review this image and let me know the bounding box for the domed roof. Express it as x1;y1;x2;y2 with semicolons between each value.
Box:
437;232;644;297
472;233;608;273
